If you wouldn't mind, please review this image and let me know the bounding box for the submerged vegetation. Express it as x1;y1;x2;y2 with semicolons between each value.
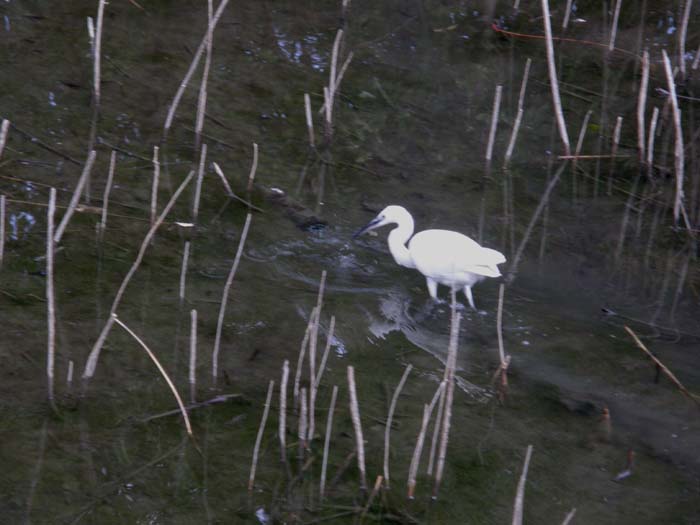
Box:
0;0;699;523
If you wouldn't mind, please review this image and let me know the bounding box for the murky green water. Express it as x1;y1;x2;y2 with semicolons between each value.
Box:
1;1;699;523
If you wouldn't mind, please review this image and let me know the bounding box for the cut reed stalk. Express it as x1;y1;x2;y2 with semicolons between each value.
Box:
426;377;445;477
179;241;191;303
329;30;344;101
678;0;694;77
486;85;503;164
637;50;650;165
293;306;318;406
541;0;571;155
661;49;685;223
307;270;327;439
189;309;197;403
93;0;105;106
561;508;577;525
304;93;315;148
211;162;264;211
347;365;367;491
0;119;10;158
66;360;74;389
163;0;231;136
504;58;532;167
46;188;57;409
246;142;259;199
361;475;383;520
646;107;660;179
83;170;196;379
54;150;97;244
607;116;623;195
497;283;506;365
407;381;445;499
279;359;290;463
383;364;413;489
211;212;253;384
314;315;335;390
614;173;641;263
0;194;5;269
562;0;573;29
150;146;160;227
609;0;622;51
320;384;338;500
194;0;214;152
99;150;116;236
192;144;207;223
624;326;700;407
113;315;195;439
693;43;700;70
249;379;275;491
511;445;534;525
299;387;308;455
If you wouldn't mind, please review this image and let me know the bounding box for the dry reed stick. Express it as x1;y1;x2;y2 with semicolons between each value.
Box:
179;241;191;303
361;475;383;520
407;381;445;499
83;170;196;379
497;283;506;365
304;93;315;148
0;194;5;269
383;364;412;489
607;116;623;195
486;85;503;163
646;107;659;179
192;144;207;223
93;0;105;106
66;360;74;389
624;326;700;407
246;142;259;198
307;270;327;439
323;86;332;140
562;0;573;29
541;0;571;154
279;359;290;463
511;445;534;525
299;387;308;454
504;58;532;167
678;0;694;77
189;309;197;403
320;384;338;500
163;0;231;135
329;29;344;101
150;146;160;227
608;0;622;51
347;365;367;491
211;212;253;383
561;508;577;525
314;315;335;390
661;49;685;223
293;306;318;406
54;150;97;244
637;50;650;165
113;315;195;439
426;376;445;477
194;0;214;152
249;379;275;491
0;119;10;158
693;43;700;70
211;162;264;211
46;188;57;408
99;150;116;236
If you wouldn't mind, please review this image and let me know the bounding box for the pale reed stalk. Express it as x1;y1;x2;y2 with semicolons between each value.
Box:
249;379;275;491
497;283;506;365
299;387;308;454
93;0;106;106
320;385;338;500
83;170;196;379
511;445;534;525
0;194;5;269
646;107;659;179
46;188;57;408
211;213;253;383
504;58;532;167
383;364;412;488
150;146;160;227
293;306;318;406
304;93;315;148
608;116;623;195
314;316;335;390
561;508;577;525
99;150;116;235
66;360;74;388
407;381;445;499
661;49;685;223
562;0;573;29
347;365;367;490
246;142;259;197
678;0;694;76
54;150;97;244
361;475;383;520
189;309;197;403
637;51;650;165
192;144;207;223
179;241;191;303
486;85;503;163
194;0;214;151
609;0;622;51
0;119;10;158
279;360;290;463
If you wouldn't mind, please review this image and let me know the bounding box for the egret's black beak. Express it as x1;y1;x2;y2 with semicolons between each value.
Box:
352;217;382;239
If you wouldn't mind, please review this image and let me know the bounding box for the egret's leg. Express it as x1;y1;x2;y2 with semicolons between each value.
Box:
426;278;439;300
464;286;476;310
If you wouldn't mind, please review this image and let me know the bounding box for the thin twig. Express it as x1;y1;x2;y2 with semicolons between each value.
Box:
54;150;97;244
347;365;367;491
511;445;534;525
249;379;275;491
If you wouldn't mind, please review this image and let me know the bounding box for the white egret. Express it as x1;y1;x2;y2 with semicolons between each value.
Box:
354;205;506;309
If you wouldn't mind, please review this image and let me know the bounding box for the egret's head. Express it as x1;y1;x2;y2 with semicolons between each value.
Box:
353;205;410;238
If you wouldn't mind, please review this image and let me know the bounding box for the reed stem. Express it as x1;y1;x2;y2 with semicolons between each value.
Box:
249;379;275;491
280;359;290;463
189;309;197;403
383;364;412;489
150;146;160;227
99;150;116;236
46;188;57;409
347;365;367;491
54;150;97;244
320;384;338;500
192;144;207;223
511;445;534;525
661;49;685;223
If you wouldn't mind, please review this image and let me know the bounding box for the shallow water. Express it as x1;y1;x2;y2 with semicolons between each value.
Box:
1;0;699;523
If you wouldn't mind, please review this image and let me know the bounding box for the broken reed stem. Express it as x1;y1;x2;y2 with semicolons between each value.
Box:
307;270;327;439
0;118;10;158
279;359;290;463
179;241;191;303
163;0;231;135
607;116;623;195
637;50;650;165
249;379;275;491
93;0;105;106
511;445;534;525
189;309;197;404
192;144;207;223
83;170;196;379
320;384;338;501
562;0;573;29
211;212;253;383
0;194;5;269
572;109;590;202
150;146;160;227
246;142;259;197
608;0;622;51
46;188;57;409
624;326;700;407
407;381;445;499
99;150;116;236
646;107;660;179
304;93;315;148
383;364;413;489
293;306;318;406
508;161;569;283
661;49;685;223
113;315;195;440
66;360;74;389
693;43;700;70
486;85;503;163
314;315;335;390
497;283;506;365
212;162;264;212
299;387;308;455
347;365;367;491
54;150;97;244
541;0;571;155
323;86;332;141
427;372;447;476
678;0;693;77
504;58;532;167
194;0;214;152
361;475;383;520
561;508;577;525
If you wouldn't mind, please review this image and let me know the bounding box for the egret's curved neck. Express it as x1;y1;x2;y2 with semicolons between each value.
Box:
387;216;415;269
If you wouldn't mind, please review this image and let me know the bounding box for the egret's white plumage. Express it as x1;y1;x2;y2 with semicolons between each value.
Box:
354;205;506;309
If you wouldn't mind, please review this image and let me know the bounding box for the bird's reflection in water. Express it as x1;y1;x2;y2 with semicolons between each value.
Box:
366;288;492;402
